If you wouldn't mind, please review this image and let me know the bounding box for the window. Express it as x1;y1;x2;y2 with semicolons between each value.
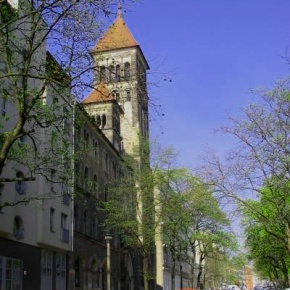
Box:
0;256;23;289
63;107;70;134
124;62;130;79
111;90;120;102
100;66;106;82
74;259;80;287
18;134;26;146
125;90;131;102
96;115;101;127
116;64;121;81
13;216;24;240
55;254;66;278
93;175;98;196
101;114;106;128
62;183;70;205
50;208;55;232
84;167;89;192
61;214;69;244
91;214;98;239
42;250;53;276
83;210;87;235
109;65;115;82
15;171;26;195
94;141;98;160
104;153;108;173
112;162;117;179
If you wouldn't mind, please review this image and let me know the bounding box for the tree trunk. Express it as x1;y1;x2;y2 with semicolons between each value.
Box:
143;253;149;290
171;252;176;290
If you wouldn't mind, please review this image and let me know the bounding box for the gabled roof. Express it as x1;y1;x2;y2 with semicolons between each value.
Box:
82;82;114;104
92;7;139;52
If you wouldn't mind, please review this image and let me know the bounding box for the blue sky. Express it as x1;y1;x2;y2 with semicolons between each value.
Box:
120;0;290;168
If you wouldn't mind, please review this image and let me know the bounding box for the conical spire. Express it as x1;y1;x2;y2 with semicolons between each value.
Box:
92;5;139;52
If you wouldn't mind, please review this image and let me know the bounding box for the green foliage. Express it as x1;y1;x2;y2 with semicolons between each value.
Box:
242;181;290;287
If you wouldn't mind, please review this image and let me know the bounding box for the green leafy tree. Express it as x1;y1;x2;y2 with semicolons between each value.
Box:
197;79;290;282
102;142;163;290
243;184;290;287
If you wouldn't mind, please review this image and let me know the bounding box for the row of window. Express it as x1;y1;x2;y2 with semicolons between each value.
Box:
13;210;68;244
74;257;105;288
74;206;104;240
49;209;69;244
98;62;131;83
13;170;70;206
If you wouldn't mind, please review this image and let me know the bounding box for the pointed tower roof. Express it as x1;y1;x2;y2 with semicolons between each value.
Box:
92;5;139;52
82;82;114;104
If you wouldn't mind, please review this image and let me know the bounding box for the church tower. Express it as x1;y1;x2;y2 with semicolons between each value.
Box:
83;6;150;159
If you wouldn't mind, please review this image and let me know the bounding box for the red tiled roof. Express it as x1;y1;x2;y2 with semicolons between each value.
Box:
82;82;114;104
92;9;138;52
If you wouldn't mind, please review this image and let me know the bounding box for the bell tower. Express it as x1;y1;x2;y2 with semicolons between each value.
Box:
85;5;150;159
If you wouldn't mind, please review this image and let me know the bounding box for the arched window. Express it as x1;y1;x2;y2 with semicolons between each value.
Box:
94;141;98;159
84;130;89;149
93;175;98;196
84;167;89;192
15;171;26;195
100;66;106;82
13;216;24;240
111;90;120;102
101;114;106;128
125;90;131;102
91;214;98;239
109;65;115;82
96;115;101;127
116;64;121;81
83;210;87;235
124;62;130;79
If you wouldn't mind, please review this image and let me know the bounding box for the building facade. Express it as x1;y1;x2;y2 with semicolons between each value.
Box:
0;1;154;289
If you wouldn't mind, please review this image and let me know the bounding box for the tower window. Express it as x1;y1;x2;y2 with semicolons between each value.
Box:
101;114;106;128
125;91;131;102
96;115;101;127
100;66;106;82
109;65;115;82
124;62;130;79
116;64;121;81
111;90;120;102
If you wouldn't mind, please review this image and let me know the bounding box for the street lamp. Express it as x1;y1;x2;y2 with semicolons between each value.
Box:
105;234;113;290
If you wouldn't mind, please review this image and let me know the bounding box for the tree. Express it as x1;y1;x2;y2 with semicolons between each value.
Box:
197;78;290;283
243;185;290;287
0;0;139;208
102;140;161;290
183;178;236;289
157;166;236;290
